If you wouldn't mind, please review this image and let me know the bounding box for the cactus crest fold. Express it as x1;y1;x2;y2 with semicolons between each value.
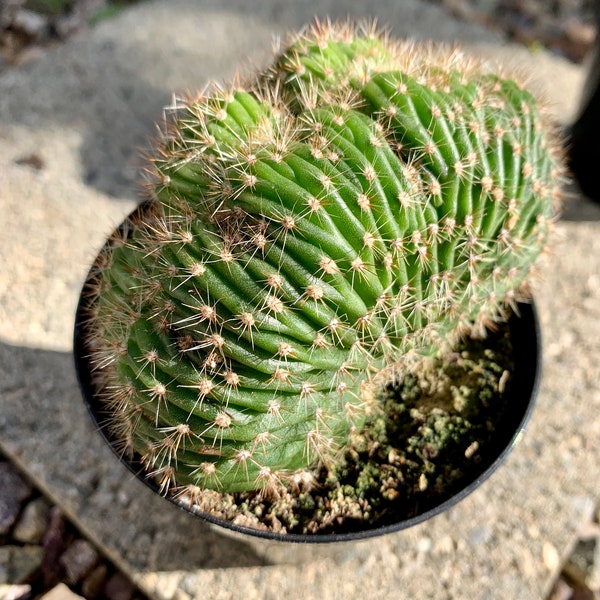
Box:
85;21;563;494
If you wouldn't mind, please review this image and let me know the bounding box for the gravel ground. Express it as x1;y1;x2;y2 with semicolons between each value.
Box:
0;1;599;599
434;0;597;62
0;0;597;70
1;452;148;600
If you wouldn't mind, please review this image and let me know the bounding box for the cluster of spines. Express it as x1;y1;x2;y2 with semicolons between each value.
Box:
84;21;562;497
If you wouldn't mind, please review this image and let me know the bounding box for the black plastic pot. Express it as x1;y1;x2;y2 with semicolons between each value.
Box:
74;215;542;543
567;1;600;203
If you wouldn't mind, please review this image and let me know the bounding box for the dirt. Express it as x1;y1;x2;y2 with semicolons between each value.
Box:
437;0;597;63
1;0;597;73
0;0;138;71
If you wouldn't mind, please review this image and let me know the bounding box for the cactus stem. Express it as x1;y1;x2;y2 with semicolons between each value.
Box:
83;20;563;501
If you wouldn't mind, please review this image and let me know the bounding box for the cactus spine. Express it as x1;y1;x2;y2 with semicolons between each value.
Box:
85;21;562;498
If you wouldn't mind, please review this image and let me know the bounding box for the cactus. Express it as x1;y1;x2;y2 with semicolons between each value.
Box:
84;21;562;500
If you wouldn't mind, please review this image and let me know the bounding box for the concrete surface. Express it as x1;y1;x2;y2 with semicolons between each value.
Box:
1;0;599;598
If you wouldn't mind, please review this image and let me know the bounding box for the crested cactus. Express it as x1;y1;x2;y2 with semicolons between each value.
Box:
84;21;562;500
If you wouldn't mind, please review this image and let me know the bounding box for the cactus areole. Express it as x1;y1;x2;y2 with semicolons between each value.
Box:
76;22;562;539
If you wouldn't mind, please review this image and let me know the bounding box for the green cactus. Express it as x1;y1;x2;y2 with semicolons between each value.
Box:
84;21;562;498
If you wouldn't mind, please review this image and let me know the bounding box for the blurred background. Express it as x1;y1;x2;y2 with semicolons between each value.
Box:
1;0;596;69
